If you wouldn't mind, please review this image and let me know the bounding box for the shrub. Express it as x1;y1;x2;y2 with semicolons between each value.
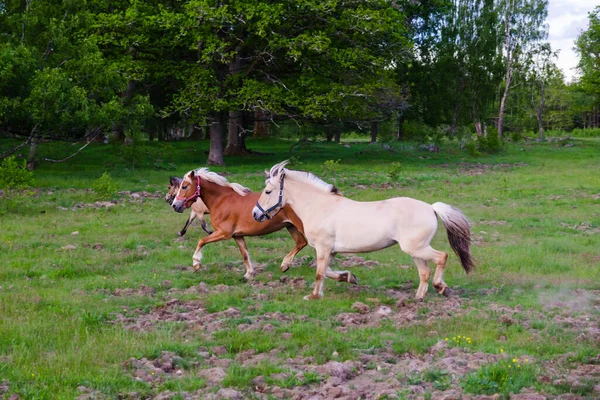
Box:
0;156;34;189
323;159;341;173
92;172;119;199
461;358;538;396
388;162;402;181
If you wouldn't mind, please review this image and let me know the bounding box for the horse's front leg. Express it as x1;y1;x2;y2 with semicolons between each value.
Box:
233;237;255;280
192;230;231;271
179;211;197;236
200;215;213;235
281;225;308;272
304;247;332;300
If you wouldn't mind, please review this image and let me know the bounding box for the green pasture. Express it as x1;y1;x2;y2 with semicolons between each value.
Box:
0;137;599;398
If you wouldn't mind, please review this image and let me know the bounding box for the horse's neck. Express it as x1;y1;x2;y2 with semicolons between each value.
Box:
285;180;332;223
200;180;233;209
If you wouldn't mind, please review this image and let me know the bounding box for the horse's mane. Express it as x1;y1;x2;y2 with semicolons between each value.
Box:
268;160;340;196
190;168;251;196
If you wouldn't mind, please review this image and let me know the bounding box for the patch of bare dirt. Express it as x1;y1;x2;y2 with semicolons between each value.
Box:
290;255;316;268
77;386;107;400
118;190;164;199
560;222;600;235
112;284;157;297
338;254;379;269
58;201;118;211
123;351;185;384
111;298;240;333
0;380;10;396
353;182;400;190
433;162;528;176
334;297;469;333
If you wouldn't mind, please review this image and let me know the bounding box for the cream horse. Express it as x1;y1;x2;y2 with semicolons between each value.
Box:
252;161;475;300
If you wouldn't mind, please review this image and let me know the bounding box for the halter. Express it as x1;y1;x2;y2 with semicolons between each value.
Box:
175;175;201;208
255;174;284;220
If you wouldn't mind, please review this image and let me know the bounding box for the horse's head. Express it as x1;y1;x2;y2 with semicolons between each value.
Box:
171;170;200;213
252;161;288;222
166;177;182;205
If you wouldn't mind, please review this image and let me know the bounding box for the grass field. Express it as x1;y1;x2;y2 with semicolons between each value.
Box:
1;137;599;399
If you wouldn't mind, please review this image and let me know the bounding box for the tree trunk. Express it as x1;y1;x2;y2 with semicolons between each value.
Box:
253;110;269;137
27;137;37;170
497;73;511;140
397;114;405;141
224;110;245;155
497;5;513;141
207;112;225;165
537;81;545;141
370;121;377;143
333;126;341;143
474;120;483;137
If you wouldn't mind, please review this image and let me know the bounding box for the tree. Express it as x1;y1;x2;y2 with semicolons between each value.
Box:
523;42;559;140
575;6;600;128
496;0;548;139
0;0;152;167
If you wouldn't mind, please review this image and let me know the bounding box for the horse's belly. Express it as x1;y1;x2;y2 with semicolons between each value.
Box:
333;236;396;253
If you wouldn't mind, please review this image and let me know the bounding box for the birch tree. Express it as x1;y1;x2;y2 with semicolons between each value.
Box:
496;0;548;139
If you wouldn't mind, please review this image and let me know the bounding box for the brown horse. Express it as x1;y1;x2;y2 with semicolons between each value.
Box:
166;177;212;236
171;168;308;279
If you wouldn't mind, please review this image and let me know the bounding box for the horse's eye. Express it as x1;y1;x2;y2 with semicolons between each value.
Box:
265;190;272;195
182;185;188;190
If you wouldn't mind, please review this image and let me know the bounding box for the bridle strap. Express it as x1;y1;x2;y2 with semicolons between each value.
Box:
255;174;284;220
175;175;201;208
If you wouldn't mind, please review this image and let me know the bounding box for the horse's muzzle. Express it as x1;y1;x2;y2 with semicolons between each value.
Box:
252;207;265;222
172;202;185;213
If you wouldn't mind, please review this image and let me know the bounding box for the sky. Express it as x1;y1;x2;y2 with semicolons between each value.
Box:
547;0;598;83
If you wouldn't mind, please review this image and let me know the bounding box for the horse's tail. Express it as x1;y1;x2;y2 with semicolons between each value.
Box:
431;202;475;274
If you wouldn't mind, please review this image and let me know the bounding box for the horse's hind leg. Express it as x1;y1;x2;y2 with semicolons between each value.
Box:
281;225;308;272
410;246;449;298
325;267;359;284
233;237;255;280
412;257;431;300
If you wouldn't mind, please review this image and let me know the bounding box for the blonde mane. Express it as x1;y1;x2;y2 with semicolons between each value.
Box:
187;168;250;196
268;160;340;195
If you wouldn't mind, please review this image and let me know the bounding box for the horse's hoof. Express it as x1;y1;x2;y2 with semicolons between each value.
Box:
281;264;290;273
193;265;201;273
243;273;255;281
440;287;450;297
348;273;358;285
303;294;322;301
178;231;185;237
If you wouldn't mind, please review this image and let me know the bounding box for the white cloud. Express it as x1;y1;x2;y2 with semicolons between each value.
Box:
547;0;597;82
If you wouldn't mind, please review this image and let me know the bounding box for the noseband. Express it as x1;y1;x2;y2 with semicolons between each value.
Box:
255;174;284;220
175;175;201;208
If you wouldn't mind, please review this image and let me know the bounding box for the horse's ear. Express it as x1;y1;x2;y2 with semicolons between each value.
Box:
189;170;195;179
264;170;270;178
169;176;178;186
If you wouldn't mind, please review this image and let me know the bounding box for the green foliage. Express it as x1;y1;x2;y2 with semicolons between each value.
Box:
0;156;34;189
461;359;538;396
570;128;600;137
92;172;119;199
323;159;341;173
388;162;402;182
469;129;503;154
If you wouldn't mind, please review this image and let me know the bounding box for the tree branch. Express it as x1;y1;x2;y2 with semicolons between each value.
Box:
41;129;102;163
0;125;38;159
